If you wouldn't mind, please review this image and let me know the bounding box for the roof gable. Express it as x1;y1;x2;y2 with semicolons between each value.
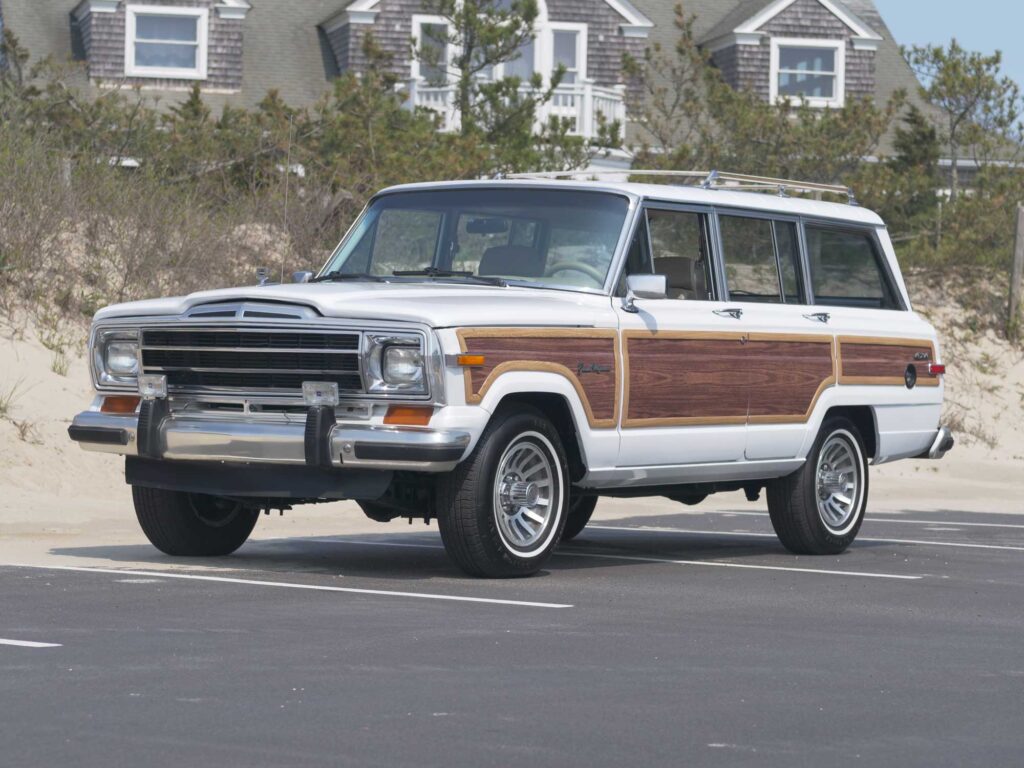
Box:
702;0;882;48
324;0;653;35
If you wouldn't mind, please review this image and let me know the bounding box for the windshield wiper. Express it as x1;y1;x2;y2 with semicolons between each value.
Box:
392;268;506;287
310;272;388;283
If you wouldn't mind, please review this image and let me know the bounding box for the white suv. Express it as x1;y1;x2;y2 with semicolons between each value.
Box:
69;172;952;577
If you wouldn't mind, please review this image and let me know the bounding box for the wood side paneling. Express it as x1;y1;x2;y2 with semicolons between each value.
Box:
838;336;939;387
623;333;748;427
623;331;835;427
746;337;836;423
457;329;620;428
455;330;939;432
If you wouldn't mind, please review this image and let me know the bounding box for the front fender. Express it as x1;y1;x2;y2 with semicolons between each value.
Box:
473;370;620;474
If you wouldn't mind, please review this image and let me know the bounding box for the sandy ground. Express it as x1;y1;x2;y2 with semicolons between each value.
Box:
1;321;1022;569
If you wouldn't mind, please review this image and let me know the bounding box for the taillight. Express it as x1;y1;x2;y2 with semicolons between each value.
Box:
928;363;946;376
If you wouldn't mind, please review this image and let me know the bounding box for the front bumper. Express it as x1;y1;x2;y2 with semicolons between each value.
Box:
68;409;471;473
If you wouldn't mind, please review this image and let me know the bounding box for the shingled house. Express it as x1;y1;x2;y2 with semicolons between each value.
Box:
0;0;923;146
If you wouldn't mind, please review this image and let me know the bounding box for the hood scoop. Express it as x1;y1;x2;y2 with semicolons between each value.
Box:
185;301;320;321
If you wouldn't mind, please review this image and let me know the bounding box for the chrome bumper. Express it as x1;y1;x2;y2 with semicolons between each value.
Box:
68;410;471;472
926;425;955;460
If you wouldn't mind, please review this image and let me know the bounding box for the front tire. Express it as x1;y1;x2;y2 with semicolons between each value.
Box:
767;417;868;555
436;406;567;578
560;493;598;542
133;486;259;557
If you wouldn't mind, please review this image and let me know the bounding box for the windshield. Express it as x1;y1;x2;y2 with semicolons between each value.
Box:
321;187;631;292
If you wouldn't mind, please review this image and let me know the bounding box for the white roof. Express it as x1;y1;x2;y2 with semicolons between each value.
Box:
378;179;886;227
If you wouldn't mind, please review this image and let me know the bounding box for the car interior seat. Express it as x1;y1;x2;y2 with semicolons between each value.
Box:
478;245;546;277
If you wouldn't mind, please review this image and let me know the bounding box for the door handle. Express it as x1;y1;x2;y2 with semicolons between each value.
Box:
713;308;744;320
803;312;831;324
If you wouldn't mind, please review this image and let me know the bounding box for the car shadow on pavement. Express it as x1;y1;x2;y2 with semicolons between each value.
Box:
47;526;884;583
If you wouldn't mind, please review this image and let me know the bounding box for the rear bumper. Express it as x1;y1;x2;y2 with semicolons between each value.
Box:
68;409;471;473
921;425;955;460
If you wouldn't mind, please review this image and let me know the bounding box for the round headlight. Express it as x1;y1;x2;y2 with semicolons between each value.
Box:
106;341;139;376
383;345;424;386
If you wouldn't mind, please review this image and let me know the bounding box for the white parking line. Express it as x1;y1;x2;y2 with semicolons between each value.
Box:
0;638;62;649
5;564;571;609
587;525;1024;553
556;549;921;580
705;510;1024;530
310;538;921;580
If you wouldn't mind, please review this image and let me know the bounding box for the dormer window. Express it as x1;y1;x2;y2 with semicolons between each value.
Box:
769;38;845;108
125;5;209;80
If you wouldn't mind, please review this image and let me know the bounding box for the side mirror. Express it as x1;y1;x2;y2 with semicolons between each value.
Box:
292;271;314;284
623;274;666;313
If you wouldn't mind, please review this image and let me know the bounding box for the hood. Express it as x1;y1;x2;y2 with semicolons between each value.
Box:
93;281;618;329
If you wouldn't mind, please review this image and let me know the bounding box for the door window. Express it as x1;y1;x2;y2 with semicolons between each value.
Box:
719;215;805;304
643;209;712;300
805;225;901;309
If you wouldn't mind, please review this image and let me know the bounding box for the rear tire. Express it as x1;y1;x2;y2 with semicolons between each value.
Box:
436;406;567;578
133;486;259;557
560;493;598;542
767;417;868;555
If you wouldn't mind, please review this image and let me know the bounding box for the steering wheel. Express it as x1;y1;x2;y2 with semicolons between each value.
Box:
544;261;606;285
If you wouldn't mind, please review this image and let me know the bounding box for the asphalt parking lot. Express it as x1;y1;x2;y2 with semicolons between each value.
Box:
4;505;1024;767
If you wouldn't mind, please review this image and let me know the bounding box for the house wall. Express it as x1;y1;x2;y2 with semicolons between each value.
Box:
710;0;877;102
81;0;245;91
327;0;645;89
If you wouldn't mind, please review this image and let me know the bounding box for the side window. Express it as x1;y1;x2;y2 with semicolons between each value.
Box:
719;215;783;303
645;209;712;300
805;225;900;309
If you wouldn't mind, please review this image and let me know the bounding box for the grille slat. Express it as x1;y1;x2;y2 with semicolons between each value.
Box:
143;330;359;351
141;327;364;394
142;350;359;372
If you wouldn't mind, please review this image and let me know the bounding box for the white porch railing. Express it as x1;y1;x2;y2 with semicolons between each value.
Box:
406;80;627;140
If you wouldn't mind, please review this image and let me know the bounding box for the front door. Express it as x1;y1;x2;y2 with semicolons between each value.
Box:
615;205;748;467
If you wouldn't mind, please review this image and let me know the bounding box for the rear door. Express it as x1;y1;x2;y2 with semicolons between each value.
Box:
711;210;837;460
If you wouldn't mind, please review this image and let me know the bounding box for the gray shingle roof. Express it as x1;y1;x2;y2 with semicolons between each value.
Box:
699;0;776;43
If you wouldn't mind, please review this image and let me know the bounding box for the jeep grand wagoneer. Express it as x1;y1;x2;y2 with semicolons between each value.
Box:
69;171;952;577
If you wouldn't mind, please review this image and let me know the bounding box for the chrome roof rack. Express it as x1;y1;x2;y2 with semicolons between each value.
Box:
503;169;857;205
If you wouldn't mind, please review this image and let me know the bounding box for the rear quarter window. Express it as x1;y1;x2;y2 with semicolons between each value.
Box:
805;225;902;310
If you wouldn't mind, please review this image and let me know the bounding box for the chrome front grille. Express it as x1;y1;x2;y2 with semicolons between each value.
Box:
140;327;363;395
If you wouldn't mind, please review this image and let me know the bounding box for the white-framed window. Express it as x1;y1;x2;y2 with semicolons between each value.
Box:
125;5;209;80
410;20;587;88
503;36;536;82
769;38;845;108
549;22;587;86
411;14;452;86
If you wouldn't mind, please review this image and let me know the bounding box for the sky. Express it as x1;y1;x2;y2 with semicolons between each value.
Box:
873;0;1024;88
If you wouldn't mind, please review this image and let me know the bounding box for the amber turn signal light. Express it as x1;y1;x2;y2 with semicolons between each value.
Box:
383;406;433;426
100;395;141;414
456;354;486;367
